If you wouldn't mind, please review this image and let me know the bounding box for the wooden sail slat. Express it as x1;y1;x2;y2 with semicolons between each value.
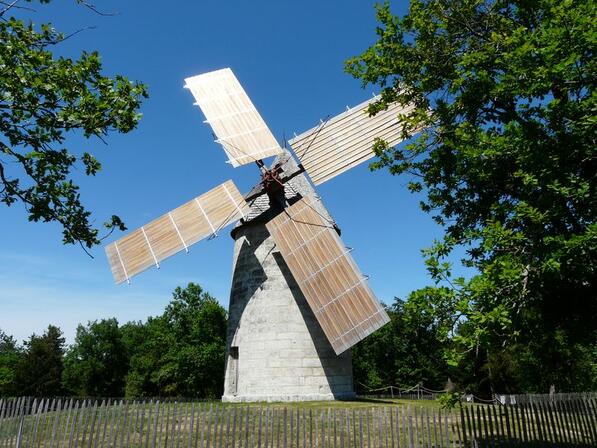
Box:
105;180;247;284
290;97;376;154
308;124;408;185
185;68;282;167
291;102;407;160
266;197;390;354
290;96;404;151
143;214;185;262
305;119;401;171
292;106;409;184
290;95;414;185
303;121;408;185
294;106;408;168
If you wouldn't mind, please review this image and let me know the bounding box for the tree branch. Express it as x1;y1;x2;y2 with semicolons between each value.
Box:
0;0;35;17
54;25;97;45
1;145;95;257
77;0;118;17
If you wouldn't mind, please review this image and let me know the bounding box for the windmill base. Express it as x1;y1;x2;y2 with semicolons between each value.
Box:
222;392;355;403
223;223;355;403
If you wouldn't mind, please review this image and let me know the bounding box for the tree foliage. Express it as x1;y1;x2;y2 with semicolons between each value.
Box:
0;330;20;396
0;0;147;251
346;0;596;392
124;283;228;398
63;318;128;397
1;283;227;398
352;296;449;392
14;325;65;396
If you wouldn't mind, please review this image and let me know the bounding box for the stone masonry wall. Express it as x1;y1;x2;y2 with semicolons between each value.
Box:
222;222;355;402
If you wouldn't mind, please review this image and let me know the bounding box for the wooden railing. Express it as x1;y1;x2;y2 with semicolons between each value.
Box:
0;395;595;447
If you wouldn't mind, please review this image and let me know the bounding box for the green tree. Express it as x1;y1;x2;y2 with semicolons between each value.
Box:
0;1;147;252
15;325;65;396
124;283;228;398
0;330;21;396
347;0;596;392
122;317;169;397
352;295;449;393
63;318;128;396
161;284;228;397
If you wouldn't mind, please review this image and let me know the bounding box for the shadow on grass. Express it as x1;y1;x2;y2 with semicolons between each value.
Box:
349;397;396;405
467;439;595;447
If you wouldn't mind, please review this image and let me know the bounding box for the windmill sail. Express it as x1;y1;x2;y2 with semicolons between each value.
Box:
266;196;390;354
105;180;247;284
185;68;283;167
289;95;415;185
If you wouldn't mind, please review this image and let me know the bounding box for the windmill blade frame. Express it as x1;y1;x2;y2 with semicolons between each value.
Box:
184;68;283;167
105;180;248;284
289;95;416;185
266;196;390;354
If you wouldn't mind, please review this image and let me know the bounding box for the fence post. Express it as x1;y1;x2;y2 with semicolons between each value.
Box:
582;398;597;444
152;400;162;448
562;399;579;443
256;406;261;448
408;407;414;448
0;398;5;431
264;407;269;448
320;409;325;448
577;397;593;444
503;402;512;443
283;407;287;448
15;409;25;448
463;406;472;448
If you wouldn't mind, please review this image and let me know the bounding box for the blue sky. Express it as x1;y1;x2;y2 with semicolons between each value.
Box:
1;0;469;344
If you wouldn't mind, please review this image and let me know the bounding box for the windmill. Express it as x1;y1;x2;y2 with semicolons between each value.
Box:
105;68;413;402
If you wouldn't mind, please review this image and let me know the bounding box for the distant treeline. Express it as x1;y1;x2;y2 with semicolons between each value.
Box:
1;282;595;398
0;283;227;399
353;292;596;396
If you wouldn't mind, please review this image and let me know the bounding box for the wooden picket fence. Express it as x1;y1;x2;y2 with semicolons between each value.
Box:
0;396;595;447
495;392;597;406
459;397;597;446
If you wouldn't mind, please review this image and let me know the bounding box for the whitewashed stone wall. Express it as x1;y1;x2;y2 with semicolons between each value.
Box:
222;223;355;402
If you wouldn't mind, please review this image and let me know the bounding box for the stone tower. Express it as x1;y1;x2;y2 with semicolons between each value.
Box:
222;151;355;402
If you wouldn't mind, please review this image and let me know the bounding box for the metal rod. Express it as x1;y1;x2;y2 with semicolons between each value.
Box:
168;212;189;253
141;227;160;269
223;183;246;220
194;198;217;236
113;242;130;284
